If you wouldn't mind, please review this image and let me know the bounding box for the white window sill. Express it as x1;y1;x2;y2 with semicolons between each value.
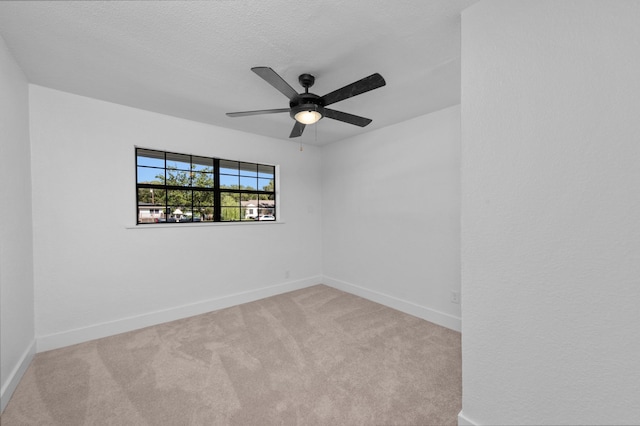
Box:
126;221;284;229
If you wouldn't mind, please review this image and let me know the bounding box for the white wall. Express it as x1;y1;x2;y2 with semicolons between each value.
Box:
460;1;640;425
29;85;323;351
322;105;461;331
0;35;35;412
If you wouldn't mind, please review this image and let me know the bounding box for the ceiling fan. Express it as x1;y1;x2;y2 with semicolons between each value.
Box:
226;67;386;138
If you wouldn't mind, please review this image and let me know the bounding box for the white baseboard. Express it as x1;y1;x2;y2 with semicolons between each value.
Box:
458;410;479;426
37;276;321;352
1;339;36;413
322;276;461;332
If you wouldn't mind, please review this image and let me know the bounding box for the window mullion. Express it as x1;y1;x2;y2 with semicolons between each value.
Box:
214;158;221;222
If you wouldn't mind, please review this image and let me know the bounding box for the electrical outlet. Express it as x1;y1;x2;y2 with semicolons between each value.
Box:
450;291;460;304
285;270;290;279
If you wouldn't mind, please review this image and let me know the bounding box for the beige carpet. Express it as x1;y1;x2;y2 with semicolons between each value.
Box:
1;285;461;425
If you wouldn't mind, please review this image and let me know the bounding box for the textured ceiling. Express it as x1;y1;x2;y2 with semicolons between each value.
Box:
0;1;477;145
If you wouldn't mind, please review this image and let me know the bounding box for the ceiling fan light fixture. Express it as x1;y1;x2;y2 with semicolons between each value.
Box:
294;109;322;124
291;102;324;125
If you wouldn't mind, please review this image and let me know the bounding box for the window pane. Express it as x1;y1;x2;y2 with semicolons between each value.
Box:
192;156;213;172
258;164;274;179
193;190;214;222
239;162;258;177
221;207;241;221
243;206;256;220
241;193;258;220
137;166;164;184
138;188;166;205
220;160;238;175
138;208;159;224
167;205;188;222
258;193;275;202
166;169;191;187
166;153;191;171
193;190;214;208
137;187;167;224
240;193;257;202
198;208;215;222
167;190;191;208
220;174;239;189
240;176;257;190
193;172;214;188
258;194;275;217
258;178;273;191
221;192;240;206
137;149;164;168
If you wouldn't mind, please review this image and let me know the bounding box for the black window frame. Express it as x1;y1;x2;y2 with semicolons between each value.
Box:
135;148;276;225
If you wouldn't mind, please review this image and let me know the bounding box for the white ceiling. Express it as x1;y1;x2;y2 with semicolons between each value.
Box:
0;1;477;145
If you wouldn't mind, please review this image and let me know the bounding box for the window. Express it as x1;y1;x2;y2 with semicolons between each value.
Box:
136;148;276;224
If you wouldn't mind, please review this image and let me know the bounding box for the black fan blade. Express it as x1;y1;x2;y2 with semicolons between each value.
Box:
226;108;289;117
322;73;386;106
252;67;299;100
324;108;372;127
289;121;306;138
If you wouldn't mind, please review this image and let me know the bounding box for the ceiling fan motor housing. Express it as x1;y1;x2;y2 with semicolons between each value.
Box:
289;92;325;121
